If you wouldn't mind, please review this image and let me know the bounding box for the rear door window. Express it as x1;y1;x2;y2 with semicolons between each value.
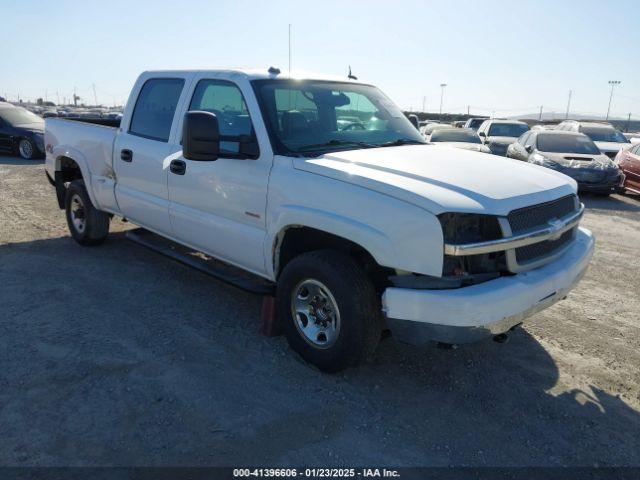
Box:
129;78;185;142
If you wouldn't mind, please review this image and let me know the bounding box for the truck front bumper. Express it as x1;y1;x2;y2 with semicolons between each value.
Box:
382;227;595;345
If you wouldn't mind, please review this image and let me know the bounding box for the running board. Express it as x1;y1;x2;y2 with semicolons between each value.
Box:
125;228;275;295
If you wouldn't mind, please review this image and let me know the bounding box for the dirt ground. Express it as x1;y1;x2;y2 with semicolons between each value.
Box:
1;154;639;467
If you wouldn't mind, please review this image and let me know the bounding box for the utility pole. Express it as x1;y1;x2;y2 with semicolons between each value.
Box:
467;105;470;116
606;80;621;121
439;83;447;119
538;105;543;121
565;90;572;119
422;96;426;113
56;91;60;105
288;24;292;77
626;112;632;132
92;83;98;106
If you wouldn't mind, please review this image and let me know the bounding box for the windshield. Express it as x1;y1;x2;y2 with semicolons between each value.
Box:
0;107;43;126
430;129;481;143
487;123;529;138
252;80;425;156
580;127;629;143
537;134;600;154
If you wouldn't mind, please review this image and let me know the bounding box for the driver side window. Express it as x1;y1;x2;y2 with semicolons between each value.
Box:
189;80;255;154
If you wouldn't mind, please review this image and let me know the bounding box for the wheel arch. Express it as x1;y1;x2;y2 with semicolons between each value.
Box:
51;148;98;209
269;217;395;292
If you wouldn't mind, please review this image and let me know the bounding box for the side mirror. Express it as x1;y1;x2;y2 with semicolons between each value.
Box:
478;131;486;137
408;114;420;130
525;145;533;153
183;111;219;161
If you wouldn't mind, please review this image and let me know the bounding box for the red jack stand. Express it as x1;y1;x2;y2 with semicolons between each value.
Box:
260;296;281;337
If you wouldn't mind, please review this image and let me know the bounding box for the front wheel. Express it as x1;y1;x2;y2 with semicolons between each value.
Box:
17;138;36;160
277;250;382;372
65;180;110;246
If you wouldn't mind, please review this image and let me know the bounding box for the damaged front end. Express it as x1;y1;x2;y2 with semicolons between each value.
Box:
390;213;509;290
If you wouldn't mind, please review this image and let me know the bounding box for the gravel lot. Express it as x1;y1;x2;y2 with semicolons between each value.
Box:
1;154;639;467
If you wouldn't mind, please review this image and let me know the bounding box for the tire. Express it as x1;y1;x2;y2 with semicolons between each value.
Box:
17;138;36;160
65;180;110;246
277;250;382;372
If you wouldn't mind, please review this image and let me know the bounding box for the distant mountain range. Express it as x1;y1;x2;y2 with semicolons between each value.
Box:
509;111;634;122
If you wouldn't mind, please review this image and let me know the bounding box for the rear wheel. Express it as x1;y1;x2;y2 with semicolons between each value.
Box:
65;180;110;246
277;250;382;372
17;138;36;160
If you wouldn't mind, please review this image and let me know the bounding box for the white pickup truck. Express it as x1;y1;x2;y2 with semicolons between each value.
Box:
45;68;595;372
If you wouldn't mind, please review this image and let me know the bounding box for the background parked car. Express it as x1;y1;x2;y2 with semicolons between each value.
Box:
0;104;45;159
615;143;640;194
556;120;630;159
477;119;530;156
623;132;640;144
427;127;491;153
463;117;487;130
421;122;450;137
507;130;622;195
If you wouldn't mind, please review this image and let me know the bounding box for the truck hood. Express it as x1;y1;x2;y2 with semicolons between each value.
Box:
294;144;576;216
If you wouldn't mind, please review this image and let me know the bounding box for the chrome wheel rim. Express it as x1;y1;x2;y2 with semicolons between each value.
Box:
291;279;341;349
19;139;33;159
70;194;86;233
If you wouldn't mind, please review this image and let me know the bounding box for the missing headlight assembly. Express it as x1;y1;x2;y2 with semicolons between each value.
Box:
389;213;508;290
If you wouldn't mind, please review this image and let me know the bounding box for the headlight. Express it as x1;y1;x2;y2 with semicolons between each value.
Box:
438;213;506;276
439;213;502;244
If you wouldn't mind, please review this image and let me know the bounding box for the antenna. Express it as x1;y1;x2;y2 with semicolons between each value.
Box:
348;66;357;80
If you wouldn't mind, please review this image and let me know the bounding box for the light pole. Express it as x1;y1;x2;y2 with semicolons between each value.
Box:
439;83;447;119
606;80;621;121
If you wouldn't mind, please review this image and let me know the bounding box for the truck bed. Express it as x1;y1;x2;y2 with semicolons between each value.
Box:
45;117;119;213
63;117;121;128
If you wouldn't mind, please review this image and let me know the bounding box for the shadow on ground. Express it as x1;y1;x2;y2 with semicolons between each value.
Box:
0;152;44;166
581;192;640;212
0;231;639;466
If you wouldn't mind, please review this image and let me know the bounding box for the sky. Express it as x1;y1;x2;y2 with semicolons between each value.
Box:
2;0;639;119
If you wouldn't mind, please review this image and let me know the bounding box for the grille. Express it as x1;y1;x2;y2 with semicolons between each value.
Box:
507;194;577;234
515;229;574;264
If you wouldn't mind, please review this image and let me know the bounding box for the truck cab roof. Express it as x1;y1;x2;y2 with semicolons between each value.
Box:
140;68;367;84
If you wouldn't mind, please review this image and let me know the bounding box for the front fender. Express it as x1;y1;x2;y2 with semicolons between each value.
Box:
265;196;444;280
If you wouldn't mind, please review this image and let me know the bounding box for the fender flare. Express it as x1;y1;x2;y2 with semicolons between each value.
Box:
51;145;100;209
265;204;397;279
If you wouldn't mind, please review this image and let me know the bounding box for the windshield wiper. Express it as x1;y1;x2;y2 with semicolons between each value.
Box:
376;139;426;147
296;139;377;152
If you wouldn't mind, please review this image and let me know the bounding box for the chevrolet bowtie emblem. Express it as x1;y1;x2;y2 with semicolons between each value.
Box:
547;218;564;240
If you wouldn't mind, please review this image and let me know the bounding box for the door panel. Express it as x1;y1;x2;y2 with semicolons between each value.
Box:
0;122;12;151
168;158;271;274
168;77;271;276
626;151;640;191
113;76;190;235
114;133;176;233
